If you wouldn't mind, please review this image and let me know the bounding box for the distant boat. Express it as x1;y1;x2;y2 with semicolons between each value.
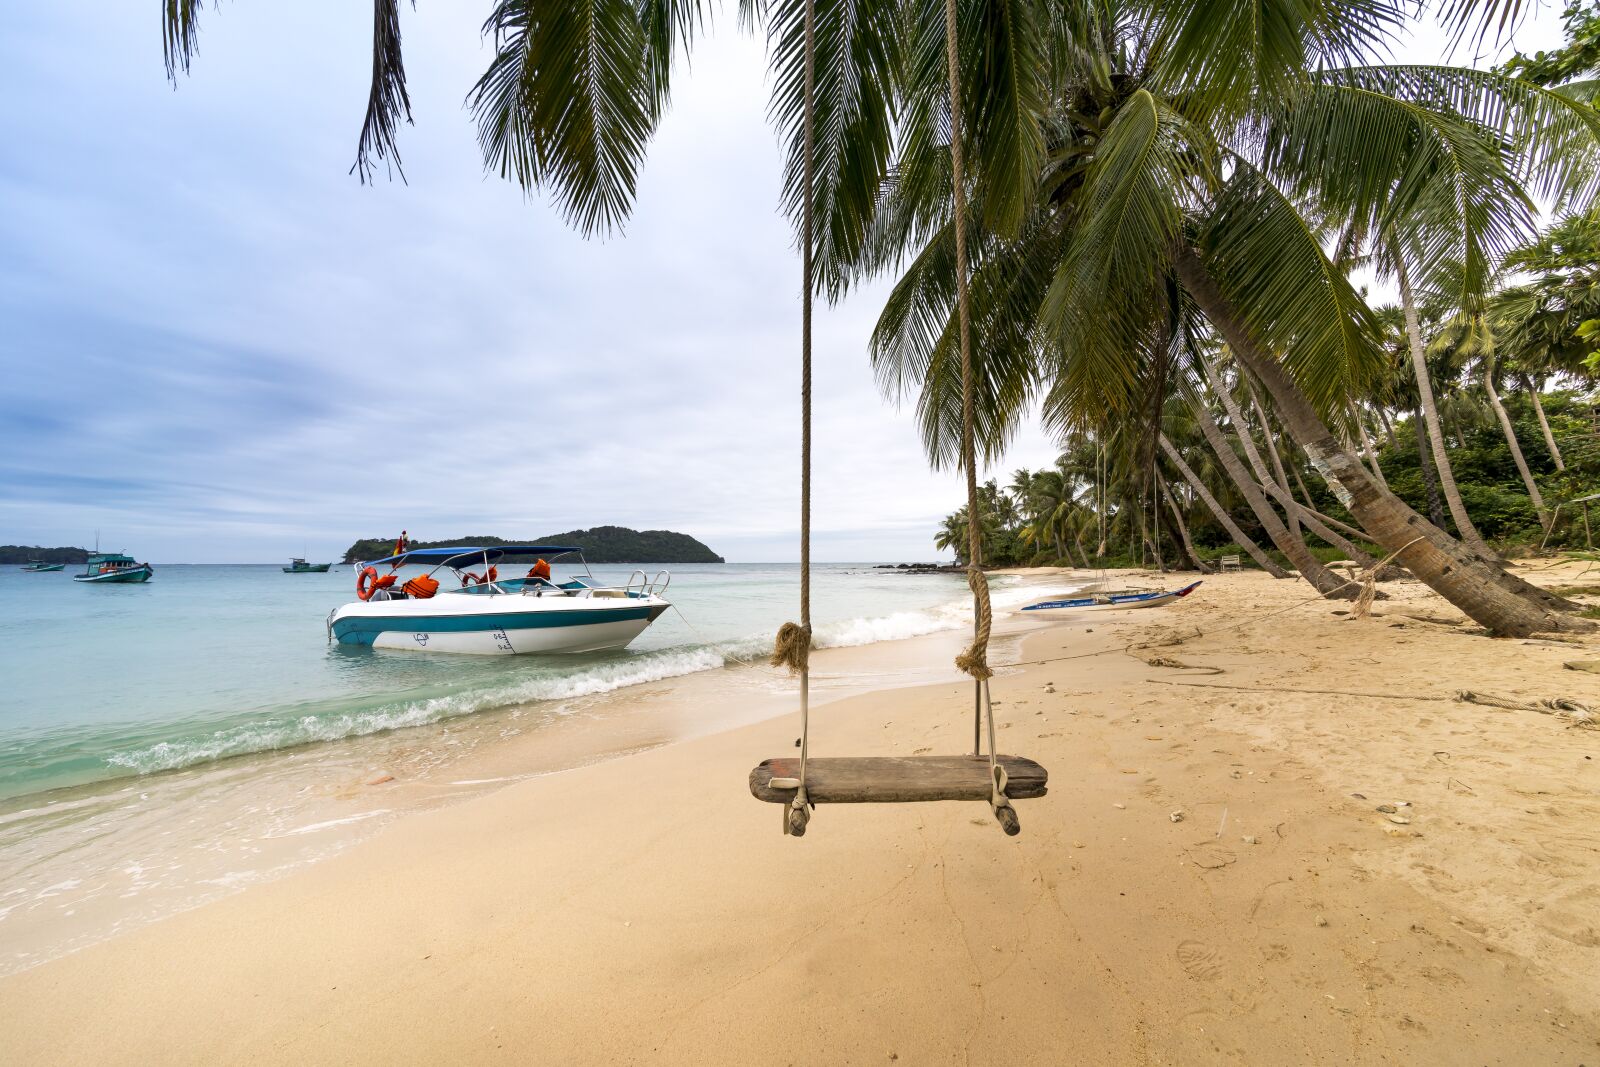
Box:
283;558;332;573
73;553;153;584
21;560;65;572
1020;580;1201;615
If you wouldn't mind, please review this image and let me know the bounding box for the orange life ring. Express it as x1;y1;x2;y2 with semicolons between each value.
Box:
487;565;498;583
462;571;482;586
357;566;379;600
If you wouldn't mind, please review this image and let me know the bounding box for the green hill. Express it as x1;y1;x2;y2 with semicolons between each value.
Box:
0;545;88;565
341;526;723;565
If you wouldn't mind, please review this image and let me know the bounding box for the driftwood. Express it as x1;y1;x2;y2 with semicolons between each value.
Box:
749;755;1048;804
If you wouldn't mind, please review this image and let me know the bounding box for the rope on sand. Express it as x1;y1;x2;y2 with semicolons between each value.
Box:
1455;690;1598;729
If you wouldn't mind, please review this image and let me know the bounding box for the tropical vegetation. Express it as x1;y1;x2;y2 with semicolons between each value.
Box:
157;0;1600;636
341;527;724;564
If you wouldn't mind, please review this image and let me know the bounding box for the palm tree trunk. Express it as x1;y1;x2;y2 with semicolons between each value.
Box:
1522;375;1566;472
1484;353;1551;531
1159;474;1214;573
1377;406;1398;452
1412;409;1449;529
1246;391;1379;568
1353;404;1389;489
1072;528;1092;570
1393;252;1494;557
1188;398;1355;598
1176;245;1585;635
1159;434;1290;578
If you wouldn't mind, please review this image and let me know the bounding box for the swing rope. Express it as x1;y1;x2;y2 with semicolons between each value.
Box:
942;0;1011;827
769;0;1013;835
768;0;817;836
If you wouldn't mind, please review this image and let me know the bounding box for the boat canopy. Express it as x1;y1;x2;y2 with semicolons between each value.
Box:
362;545;583;569
86;553;138;564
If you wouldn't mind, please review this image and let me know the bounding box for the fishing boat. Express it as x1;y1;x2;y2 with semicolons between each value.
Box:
73;553;153;584
328;545;670;655
1021;580;1201;615
20;560;65;572
283;558;332;573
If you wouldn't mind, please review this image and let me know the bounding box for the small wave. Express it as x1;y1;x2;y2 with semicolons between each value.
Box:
99;580;1061;780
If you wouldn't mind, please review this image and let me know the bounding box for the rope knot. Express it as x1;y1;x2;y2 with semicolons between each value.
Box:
770;621;812;674
955;567;994;680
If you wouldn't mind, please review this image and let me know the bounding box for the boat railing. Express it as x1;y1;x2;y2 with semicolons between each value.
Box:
623;569;671;598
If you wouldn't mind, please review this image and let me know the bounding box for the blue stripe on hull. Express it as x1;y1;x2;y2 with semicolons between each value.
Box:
332;604;663;646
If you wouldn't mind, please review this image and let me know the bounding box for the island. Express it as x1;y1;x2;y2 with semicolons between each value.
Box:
340;526;724;565
0;545;89;565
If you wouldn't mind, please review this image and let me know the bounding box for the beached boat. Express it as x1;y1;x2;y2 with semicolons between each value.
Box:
283;558;332;573
329;545;670;655
21;560;66;572
73;553;153;584
1020;580;1201;615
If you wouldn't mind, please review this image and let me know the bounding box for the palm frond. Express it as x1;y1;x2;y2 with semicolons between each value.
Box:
1140;0;1402;123
162;0;203;80
1198;161;1385;416
352;0;414;184
468;0;659;236
764;0;901;298
1324;66;1600;213
1036;90;1210;421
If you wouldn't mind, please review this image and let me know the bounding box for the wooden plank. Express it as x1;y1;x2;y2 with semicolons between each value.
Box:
749;755;1047;805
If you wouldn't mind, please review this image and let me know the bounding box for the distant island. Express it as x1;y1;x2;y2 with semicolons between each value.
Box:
0;545;89;565
340;526;724;565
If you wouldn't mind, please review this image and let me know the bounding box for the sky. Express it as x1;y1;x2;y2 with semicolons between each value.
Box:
0;4;1568;563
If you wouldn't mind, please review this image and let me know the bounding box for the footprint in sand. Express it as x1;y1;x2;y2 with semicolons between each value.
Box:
1177;940;1224;981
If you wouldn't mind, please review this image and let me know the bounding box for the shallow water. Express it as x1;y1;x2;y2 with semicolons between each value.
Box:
0;561;1072;974
0;562;986;800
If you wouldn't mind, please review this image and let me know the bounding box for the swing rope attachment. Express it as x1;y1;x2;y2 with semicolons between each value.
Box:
770;621;812;674
955;568;994;680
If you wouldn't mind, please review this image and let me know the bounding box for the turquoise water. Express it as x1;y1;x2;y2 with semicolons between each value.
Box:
0;562;978;801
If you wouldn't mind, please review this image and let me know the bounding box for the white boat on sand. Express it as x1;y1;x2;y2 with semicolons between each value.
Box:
329;545;670;655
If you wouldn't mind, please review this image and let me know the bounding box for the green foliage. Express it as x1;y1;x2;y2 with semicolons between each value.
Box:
0;546;89;565
341;526;723;565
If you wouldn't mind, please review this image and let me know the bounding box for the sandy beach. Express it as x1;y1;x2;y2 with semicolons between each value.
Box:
4;563;1599;1064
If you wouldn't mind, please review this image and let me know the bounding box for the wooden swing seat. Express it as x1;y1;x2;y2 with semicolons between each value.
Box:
749;755;1048;805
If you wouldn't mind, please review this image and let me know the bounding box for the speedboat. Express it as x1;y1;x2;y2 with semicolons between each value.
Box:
283;558;332;573
328;545;671;655
1021;580;1201;614
73;553;153;583
21;560;65;572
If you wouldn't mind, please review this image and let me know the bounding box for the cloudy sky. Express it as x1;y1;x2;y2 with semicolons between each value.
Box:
0;4;1564;562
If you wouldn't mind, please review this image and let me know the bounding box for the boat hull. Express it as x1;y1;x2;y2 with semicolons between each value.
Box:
73;565;153;584
1021;580;1201;614
330;595;670;655
283;564;332;573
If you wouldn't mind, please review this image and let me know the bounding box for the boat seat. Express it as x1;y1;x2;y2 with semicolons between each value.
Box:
749;755;1047;806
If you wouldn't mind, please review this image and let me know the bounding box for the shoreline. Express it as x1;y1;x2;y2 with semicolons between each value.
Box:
0;569;1072;977
4;564;1599;1062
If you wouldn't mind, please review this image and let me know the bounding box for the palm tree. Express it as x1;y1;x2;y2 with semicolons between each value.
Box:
850;2;1596;634
157;0;1596;634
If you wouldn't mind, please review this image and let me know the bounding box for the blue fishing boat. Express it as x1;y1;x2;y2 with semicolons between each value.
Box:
73;553;154;584
1021;580;1201;614
283;558;332;573
21;560;66;572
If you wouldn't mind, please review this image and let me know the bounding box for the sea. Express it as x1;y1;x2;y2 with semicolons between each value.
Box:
0;560;1056;973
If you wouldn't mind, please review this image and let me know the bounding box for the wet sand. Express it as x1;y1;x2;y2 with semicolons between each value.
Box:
2;563;1598;1064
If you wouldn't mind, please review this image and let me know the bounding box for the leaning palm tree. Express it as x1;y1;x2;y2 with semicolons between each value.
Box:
850;1;1597;634
156;0;1595;634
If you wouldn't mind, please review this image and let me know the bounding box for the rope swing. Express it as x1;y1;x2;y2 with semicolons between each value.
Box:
750;0;1045;837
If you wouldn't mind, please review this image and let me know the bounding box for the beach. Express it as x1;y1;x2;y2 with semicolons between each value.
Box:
3;563;1599;1064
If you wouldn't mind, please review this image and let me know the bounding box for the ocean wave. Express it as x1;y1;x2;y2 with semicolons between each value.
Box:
100;581;1056;779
